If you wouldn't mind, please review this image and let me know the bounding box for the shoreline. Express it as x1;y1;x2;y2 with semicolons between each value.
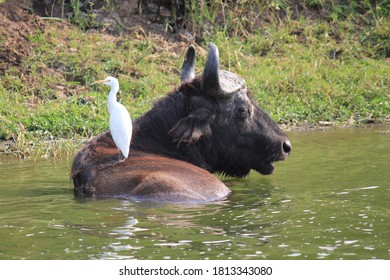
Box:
1;123;389;160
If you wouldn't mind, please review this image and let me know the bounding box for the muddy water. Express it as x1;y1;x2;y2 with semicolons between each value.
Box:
0;126;389;259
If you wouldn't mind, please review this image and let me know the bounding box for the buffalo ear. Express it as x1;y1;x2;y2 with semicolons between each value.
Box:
168;109;213;144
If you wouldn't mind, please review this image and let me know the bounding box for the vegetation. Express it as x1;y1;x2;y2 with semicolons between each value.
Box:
0;0;389;158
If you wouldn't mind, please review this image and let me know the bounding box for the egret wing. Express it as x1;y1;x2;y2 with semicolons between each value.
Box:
109;102;132;158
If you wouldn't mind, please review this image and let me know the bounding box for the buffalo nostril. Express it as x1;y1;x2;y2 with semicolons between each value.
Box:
282;140;292;155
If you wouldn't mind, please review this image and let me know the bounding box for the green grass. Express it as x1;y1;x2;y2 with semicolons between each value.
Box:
0;1;389;158
208;22;389;125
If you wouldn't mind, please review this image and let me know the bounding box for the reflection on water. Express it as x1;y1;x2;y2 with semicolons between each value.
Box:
0;126;389;259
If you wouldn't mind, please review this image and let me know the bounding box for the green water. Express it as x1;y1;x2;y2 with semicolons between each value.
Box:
0;126;389;260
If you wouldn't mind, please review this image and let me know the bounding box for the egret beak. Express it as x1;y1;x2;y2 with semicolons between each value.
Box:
91;79;108;85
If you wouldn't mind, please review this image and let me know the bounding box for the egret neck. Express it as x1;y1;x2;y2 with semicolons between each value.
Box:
107;79;120;114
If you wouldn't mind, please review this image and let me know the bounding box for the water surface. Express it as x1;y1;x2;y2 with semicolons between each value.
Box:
0;126;389;259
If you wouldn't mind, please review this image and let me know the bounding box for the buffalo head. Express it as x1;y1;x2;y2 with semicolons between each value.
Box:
167;43;291;177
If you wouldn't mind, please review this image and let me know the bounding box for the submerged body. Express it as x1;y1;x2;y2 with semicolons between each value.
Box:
72;44;291;202
93;77;132;160
72;132;230;202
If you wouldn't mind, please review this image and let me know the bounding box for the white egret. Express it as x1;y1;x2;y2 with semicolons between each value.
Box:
92;76;132;162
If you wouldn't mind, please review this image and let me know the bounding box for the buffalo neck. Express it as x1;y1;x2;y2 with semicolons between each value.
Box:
131;86;213;171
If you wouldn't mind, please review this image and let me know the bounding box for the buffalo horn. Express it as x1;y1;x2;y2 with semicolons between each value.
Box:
202;43;245;99
181;45;196;82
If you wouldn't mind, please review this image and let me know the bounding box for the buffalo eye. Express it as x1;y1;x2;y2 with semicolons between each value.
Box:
237;107;250;119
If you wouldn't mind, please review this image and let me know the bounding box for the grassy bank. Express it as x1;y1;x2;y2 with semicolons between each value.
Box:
0;1;389;158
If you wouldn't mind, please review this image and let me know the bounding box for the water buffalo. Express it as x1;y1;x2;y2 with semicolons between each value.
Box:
71;43;291;202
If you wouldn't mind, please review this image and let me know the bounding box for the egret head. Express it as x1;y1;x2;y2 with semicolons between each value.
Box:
92;76;119;88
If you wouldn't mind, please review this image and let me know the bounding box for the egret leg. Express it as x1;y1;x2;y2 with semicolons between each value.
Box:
118;152;126;163
106;152;126;166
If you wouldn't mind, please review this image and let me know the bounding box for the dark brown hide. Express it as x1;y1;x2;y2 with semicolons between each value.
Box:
72;132;231;202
